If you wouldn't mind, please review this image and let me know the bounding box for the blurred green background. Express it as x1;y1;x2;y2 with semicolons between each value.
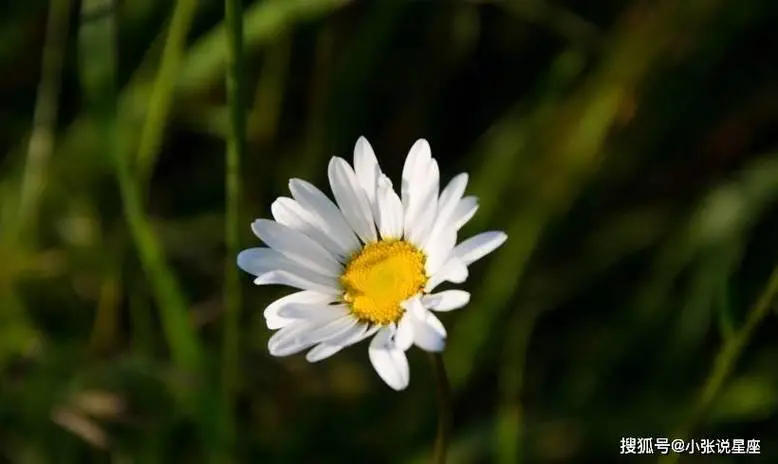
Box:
1;0;778;462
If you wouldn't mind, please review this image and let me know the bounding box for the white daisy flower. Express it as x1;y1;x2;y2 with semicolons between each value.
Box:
237;137;507;390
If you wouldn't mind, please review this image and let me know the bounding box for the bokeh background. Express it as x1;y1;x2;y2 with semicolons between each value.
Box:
1;0;777;462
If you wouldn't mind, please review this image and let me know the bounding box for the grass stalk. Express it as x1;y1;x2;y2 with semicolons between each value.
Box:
429;353;452;464
658;265;778;464
135;0;198;184
17;0;72;235
221;0;246;451
121;0;202;373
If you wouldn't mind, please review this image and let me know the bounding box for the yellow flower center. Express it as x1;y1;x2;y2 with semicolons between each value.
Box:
340;239;427;325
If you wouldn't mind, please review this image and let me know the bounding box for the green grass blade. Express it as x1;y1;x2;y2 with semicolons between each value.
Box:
17;0;72;235
135;0;199;183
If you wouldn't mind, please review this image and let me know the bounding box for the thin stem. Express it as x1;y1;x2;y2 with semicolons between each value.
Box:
178;0;349;95
124;0;201;373
429;352;452;464
658;265;778;464
135;0;198;185
79;0;118;356
115;150;202;373
18;0;72;234
221;0;245;451
496;304;541;464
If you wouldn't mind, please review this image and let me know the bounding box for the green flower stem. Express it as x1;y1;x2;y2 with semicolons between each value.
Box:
221;0;246;450
659;265;778;464
429;352;452;464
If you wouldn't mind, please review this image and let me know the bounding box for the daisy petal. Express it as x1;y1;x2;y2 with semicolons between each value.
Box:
375;174;403;239
453;231;508;266
425;256;469;292
424;228;457;277
269;316;358;357
251;219;342;277
255;270;340;295
369;327;410;391
411;313;447;352
424;173;468;247
264;314;293;331
422;290;470;312
353;136;381;208
263;291;335;329
451;196;479;230
400;141;434;242
299;316;359;347
289;179;361;255
394;313;414;351
355;325;381;346
305;323;374;363
328;157;377;243
305;343;344;363
327;322;372;348
405;158;439;247
268;321;318;357
277;303;348;321
271;197;347;261
401;139;432;211
404;297;447;352
237;248;338;287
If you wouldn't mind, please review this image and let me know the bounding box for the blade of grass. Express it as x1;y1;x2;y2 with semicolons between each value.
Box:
573;154;778;408
17;0;72;235
0;0;71;371
491;202;674;462
79;0;202;374
495;303;539;464
658;265;778;464
251;34;290;143
493;0;602;50
135;0;198;184
6;0;349;206
447;0;728;391
466;48;586;232
124;0;202;374
178;0;350;95
116;145;203;372
79;0;122;357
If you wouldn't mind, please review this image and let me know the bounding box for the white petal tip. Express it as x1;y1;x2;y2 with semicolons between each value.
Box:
328;156;345;169
388;382;408;391
369;329;410;391
424;290;471;312
306;343;343;363
236;249;252;272
420;343;446;353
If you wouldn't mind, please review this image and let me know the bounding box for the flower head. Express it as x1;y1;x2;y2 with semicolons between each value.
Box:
238;137;507;390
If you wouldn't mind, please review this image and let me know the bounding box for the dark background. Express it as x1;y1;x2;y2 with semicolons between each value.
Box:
1;0;777;462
